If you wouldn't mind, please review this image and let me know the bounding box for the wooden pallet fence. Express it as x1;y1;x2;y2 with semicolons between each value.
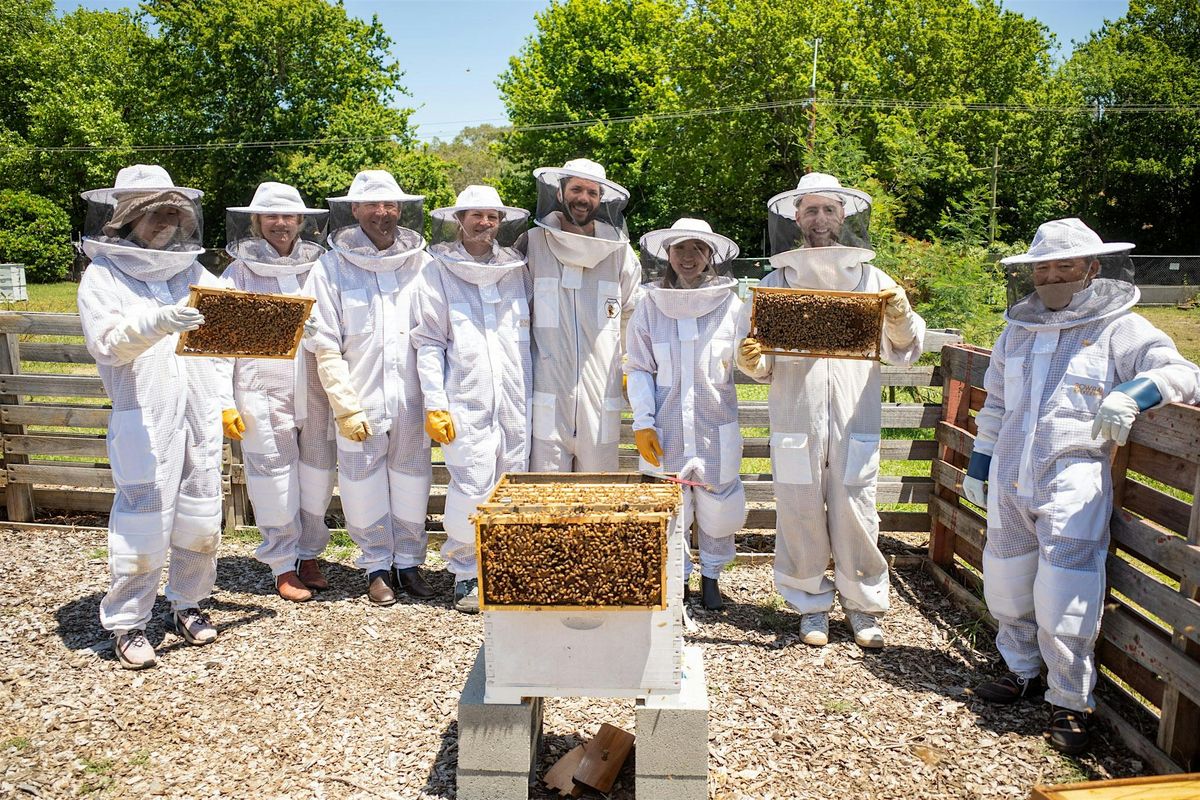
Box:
929;343;1200;773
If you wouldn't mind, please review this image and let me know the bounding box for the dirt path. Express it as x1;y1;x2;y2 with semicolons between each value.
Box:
0;527;1145;799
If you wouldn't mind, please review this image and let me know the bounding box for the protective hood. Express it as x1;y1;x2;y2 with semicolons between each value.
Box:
82;238;201;283
770;247;872;291
1006;278;1138;331
329;225;426;273
228;238;327;277
643;276;736;320
429;240;525;287
640;217;739;288
541;221;627;270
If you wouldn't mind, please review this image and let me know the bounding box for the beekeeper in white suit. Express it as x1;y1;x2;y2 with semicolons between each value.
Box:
224;182;336;602
78;164;240;669
736;172;925;649
305;170;437;607
626;218;747;610
961;218;1199;754
412;185;532;613
526;158;641;472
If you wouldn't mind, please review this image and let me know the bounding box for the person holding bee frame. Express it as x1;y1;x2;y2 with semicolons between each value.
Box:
625;218;748;610
735;172;925;649
412;185;532;614
961;218;1199;754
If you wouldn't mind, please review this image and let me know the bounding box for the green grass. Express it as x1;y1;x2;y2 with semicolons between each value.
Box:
86;547;107;560
5;281;79;313
823;699;857;714
5;736;30;751
1138;306;1200;365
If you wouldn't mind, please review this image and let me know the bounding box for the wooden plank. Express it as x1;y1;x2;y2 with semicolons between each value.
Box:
1100;604;1200;708
732;364;942;387
1124;480;1193;538
922;329;964;353
938;343;991;389
1129;403;1200;466
32;487;114;513
0;333;33;522
1158;466;1200;769
1096;638;1165;707
1110;512;1200;588
8;463;113;489
935;421;975;459
4;433;108;458
0;312;84;336
1091;698;1185;776
18;341;95;365
1;403;111;428
1106;554;1200;648
1127;442;1197;495
925;559;994;625
928;494;986;557
0;373;108;399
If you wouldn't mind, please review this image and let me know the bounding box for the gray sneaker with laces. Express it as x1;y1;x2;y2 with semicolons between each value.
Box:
848;611;885;649
168;607;218;645
454;578;480;614
800;612;829;646
113;629;157;670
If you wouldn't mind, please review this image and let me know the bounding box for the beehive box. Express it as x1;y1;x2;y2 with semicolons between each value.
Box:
0;264;28;302
176;285;312;359
1030;773;1200;800
750;286;885;360
476;473;686;703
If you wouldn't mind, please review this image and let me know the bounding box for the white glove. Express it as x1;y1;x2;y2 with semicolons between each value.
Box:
303;314;318;338
152;305;204;334
880;286;920;347
881;285;912;319
962;475;987;507
315;348;365;422
1092;391;1140;446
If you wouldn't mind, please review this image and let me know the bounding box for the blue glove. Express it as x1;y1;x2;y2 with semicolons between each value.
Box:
1092;377;1162;446
962;450;991;507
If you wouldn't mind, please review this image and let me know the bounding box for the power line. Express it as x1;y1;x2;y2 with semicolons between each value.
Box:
4;95;1198;155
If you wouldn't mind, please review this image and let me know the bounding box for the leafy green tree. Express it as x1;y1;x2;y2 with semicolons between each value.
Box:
0;190;74;283
428;124;513;192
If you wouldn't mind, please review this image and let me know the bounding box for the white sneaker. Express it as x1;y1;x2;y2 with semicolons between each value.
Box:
800;612;829;646
848;611;884;649
169;608;218;645
113;629;157;670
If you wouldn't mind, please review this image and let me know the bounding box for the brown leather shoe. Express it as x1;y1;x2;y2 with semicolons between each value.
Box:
296;559;328;591
276;571;313;603
394;566;436;599
367;570;396;606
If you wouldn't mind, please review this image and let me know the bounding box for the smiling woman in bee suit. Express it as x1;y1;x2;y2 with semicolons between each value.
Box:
77;165;240;670
735;172;926;650
412;185;532;614
625;218;748;611
223;182;336;603
304;170;438;607
959;218;1199;754
525;158;642;472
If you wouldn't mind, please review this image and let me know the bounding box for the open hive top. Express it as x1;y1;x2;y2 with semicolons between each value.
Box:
475;474;681;611
750;286;885;360
177;285;312;359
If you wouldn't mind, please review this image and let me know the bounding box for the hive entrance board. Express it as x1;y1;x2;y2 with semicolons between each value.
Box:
176;285;312;359
750;286;885;360
474;473;681;612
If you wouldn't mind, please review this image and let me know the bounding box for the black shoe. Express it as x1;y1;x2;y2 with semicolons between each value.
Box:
367;570;396;606
684;580;693;603
701;576;725;610
974;672;1044;704
394;566;436;599
1046;705;1092;755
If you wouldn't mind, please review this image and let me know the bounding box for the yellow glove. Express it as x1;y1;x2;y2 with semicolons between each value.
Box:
336;411;371;442
880;286;912;319
222;408;245;441
736;337;763;371
634;428;664;467
425;410;456;445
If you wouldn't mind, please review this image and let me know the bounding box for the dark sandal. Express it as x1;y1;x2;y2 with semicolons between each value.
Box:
1046;705;1092;755
974;673;1044;704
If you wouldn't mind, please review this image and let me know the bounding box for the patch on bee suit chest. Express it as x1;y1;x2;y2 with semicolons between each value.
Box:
605;297;620;319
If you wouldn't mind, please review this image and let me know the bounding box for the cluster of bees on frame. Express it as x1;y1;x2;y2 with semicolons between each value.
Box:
753;291;883;358
181;294;309;357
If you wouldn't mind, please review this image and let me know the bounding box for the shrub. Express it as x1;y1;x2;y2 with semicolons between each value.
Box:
0;190;73;282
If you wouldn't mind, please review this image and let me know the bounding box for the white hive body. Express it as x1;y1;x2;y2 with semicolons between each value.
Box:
474;473;686;703
0;264;28;302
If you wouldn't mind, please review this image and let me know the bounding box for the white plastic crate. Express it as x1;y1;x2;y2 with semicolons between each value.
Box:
483;507;686;703
0;264;27;302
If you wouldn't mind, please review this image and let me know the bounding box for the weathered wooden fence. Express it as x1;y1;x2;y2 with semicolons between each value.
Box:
929;343;1200;773
0;311;958;548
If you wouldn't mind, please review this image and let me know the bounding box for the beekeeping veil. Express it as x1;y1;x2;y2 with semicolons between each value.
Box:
767;172;875;291
326;170;425;271
81;164;204;282
1001;217;1136;317
639;217;739;319
428;184;529;286
226;181;327;277
532;158;629;269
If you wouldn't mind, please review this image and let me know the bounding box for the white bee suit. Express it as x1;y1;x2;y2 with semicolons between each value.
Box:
305;226;434;574
224;241;336;577
526;223;640;472
736;258;925;616
412;242;532;578
976;279;1200;711
625;278;747;577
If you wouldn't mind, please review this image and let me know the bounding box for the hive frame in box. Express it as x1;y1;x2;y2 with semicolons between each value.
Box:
176;284;313;360
749;285;886;361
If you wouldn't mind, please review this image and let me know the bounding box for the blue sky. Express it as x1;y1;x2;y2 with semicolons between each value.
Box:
57;0;1129;141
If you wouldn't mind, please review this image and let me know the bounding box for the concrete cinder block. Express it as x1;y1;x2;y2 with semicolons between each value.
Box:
635;645;708;788
457;646;543;796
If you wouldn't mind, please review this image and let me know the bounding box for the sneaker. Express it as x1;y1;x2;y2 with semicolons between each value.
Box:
168;608;218;646
454;578;480;614
1046;705;1092;755
848;611;884;649
800;612;829;646
113;629;157;670
974;672;1045;704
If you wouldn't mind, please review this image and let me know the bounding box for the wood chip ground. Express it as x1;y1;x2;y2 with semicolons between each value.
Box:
0;527;1146;798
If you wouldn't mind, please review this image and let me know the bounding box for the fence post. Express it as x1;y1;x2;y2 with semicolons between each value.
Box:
0;333;34;522
929;344;974;569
